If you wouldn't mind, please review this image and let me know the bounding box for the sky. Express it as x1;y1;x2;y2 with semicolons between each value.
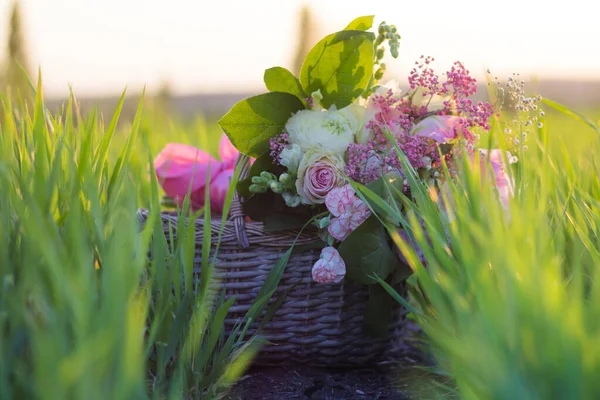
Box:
1;0;599;97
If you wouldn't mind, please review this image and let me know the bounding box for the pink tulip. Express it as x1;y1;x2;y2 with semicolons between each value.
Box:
154;135;252;213
209;168;235;214
154;143;222;207
411;115;464;143
219;134;239;169
325;184;371;241
312;246;346;284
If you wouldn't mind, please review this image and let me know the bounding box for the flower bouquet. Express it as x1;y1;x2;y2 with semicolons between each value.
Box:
147;14;529;365
220;18;500;295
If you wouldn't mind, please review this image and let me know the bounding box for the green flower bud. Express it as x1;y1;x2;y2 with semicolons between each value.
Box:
249;184;267;193
376;48;385;60
270;181;283;194
375;35;384;46
374;68;384;81
282;192;301;208
251;176;262;184
260;171;273;181
279;173;290;185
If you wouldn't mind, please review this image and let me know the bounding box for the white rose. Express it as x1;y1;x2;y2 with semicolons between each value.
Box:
279;144;302;173
296;149;345;205
285;107;357;155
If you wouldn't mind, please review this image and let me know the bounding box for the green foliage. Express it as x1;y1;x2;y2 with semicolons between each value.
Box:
372;103;600;399
300;30;375;109
344;15;375;31
263;67;307;105
338;216;398;285
218;92;304;157
0;76;285;399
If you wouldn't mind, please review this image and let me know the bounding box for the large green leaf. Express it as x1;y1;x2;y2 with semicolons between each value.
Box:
218;92;304;158
339;216;398;284
264;67;306;104
300;30;375;109
363;284;394;337
344;15;375;31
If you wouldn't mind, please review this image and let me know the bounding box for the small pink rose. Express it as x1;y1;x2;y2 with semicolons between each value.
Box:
296;151;345;204
311;246;346;284
411;115;464;143
154;143;222;206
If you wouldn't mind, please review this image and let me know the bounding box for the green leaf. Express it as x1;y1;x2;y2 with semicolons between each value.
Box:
371;274;421;316
344;15;375;31
363;284;394;337
300;30;375;109
218;92;304;158
264;67;307;104
541;98;600;136
339;216;398;284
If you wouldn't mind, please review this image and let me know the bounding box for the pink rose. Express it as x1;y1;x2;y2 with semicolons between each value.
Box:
411;115;464;143
325;184;371;241
311;246;346;284
296;150;345;204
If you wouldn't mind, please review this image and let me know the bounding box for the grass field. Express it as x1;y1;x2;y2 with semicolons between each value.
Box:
1;75;600;399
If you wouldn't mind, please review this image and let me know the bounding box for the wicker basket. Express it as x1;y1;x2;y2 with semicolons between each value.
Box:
138;155;408;366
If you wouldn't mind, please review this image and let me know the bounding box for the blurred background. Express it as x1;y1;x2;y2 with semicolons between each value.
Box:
1;0;599;121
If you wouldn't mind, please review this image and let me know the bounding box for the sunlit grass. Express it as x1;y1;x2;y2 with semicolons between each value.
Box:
2;69;600;399
374;100;600;399
0;77;281;400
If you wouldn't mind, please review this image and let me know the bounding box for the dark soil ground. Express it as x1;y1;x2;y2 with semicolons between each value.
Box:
224;357;452;400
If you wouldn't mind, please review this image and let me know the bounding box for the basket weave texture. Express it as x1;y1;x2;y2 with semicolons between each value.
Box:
138;155;407;366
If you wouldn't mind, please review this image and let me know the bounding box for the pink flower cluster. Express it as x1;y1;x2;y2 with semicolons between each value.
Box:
409;56;494;134
325;184;371;241
154;135;239;214
346;57;495;193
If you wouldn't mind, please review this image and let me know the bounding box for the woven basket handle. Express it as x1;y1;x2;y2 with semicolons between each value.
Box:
230;154;251;248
